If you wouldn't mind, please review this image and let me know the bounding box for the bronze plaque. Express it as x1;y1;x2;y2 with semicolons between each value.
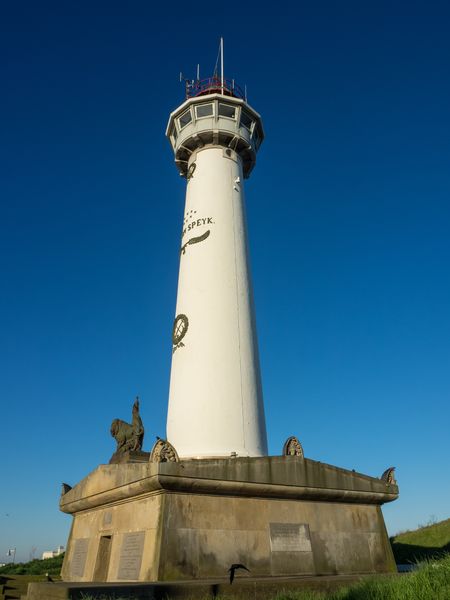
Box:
117;531;145;580
269;523;312;552
70;538;89;577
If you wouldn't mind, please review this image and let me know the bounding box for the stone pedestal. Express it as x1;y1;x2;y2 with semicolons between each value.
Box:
59;456;398;582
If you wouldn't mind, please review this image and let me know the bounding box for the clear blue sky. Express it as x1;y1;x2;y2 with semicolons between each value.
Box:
1;1;449;562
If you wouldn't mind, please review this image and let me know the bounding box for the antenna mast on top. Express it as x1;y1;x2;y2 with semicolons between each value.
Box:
180;38;248;101
220;37;224;94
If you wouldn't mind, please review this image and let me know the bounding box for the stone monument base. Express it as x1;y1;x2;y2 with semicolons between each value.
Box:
59;456;398;583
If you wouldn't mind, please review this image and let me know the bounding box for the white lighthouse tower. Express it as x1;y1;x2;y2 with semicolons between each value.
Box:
166;45;268;458
58;46;399;585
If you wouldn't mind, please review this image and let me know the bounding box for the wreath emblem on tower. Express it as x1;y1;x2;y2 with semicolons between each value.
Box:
172;313;189;353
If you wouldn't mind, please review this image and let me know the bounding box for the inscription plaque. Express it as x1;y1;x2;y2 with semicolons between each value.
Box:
269;523;312;552
70;538;89;578
117;531;145;580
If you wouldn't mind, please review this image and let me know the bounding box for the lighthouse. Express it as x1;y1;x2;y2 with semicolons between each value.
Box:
165;46;268;458
58;45;399;587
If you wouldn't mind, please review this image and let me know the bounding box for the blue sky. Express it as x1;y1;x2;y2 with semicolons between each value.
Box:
1;1;449;562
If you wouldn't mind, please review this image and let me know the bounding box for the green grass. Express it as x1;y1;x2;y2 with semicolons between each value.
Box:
390;518;450;563
393;518;450;548
274;554;450;599
0;552;64;575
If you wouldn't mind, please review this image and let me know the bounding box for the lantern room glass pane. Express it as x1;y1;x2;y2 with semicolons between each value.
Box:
218;103;236;119
195;103;213;118
253;127;261;149
240;111;253;130
179;110;192;129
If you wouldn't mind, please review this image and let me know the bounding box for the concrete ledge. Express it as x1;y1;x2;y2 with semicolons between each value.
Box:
60;456;398;514
27;573;399;599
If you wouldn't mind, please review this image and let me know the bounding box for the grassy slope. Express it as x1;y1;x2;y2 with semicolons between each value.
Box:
274;554;450;600
390;518;450;563
393;518;450;548
0;553;64;576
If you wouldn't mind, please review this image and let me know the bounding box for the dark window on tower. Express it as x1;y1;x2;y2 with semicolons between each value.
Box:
179;109;192;129
218;103;236;119
196;104;213;118
240;111;253;130
253;127;261;149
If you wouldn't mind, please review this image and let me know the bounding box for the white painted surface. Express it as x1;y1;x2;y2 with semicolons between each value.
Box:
167;147;268;458
42;545;65;559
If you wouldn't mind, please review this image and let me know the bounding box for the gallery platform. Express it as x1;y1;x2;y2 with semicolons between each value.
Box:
56;456;398;584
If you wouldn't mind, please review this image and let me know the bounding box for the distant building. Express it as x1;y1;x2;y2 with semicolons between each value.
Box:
41;545;64;560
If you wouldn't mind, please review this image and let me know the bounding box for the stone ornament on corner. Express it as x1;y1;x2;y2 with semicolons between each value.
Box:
282;436;304;458
150;437;179;463
380;467;397;485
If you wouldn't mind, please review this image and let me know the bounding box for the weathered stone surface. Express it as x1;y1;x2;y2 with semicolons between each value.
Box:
109;450;150;464
70;538;88;578
117;532;145;580
60;456;398;582
269;523;312;552
60;456;398;514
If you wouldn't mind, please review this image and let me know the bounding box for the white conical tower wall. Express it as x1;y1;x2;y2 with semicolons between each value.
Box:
167;147;268;458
